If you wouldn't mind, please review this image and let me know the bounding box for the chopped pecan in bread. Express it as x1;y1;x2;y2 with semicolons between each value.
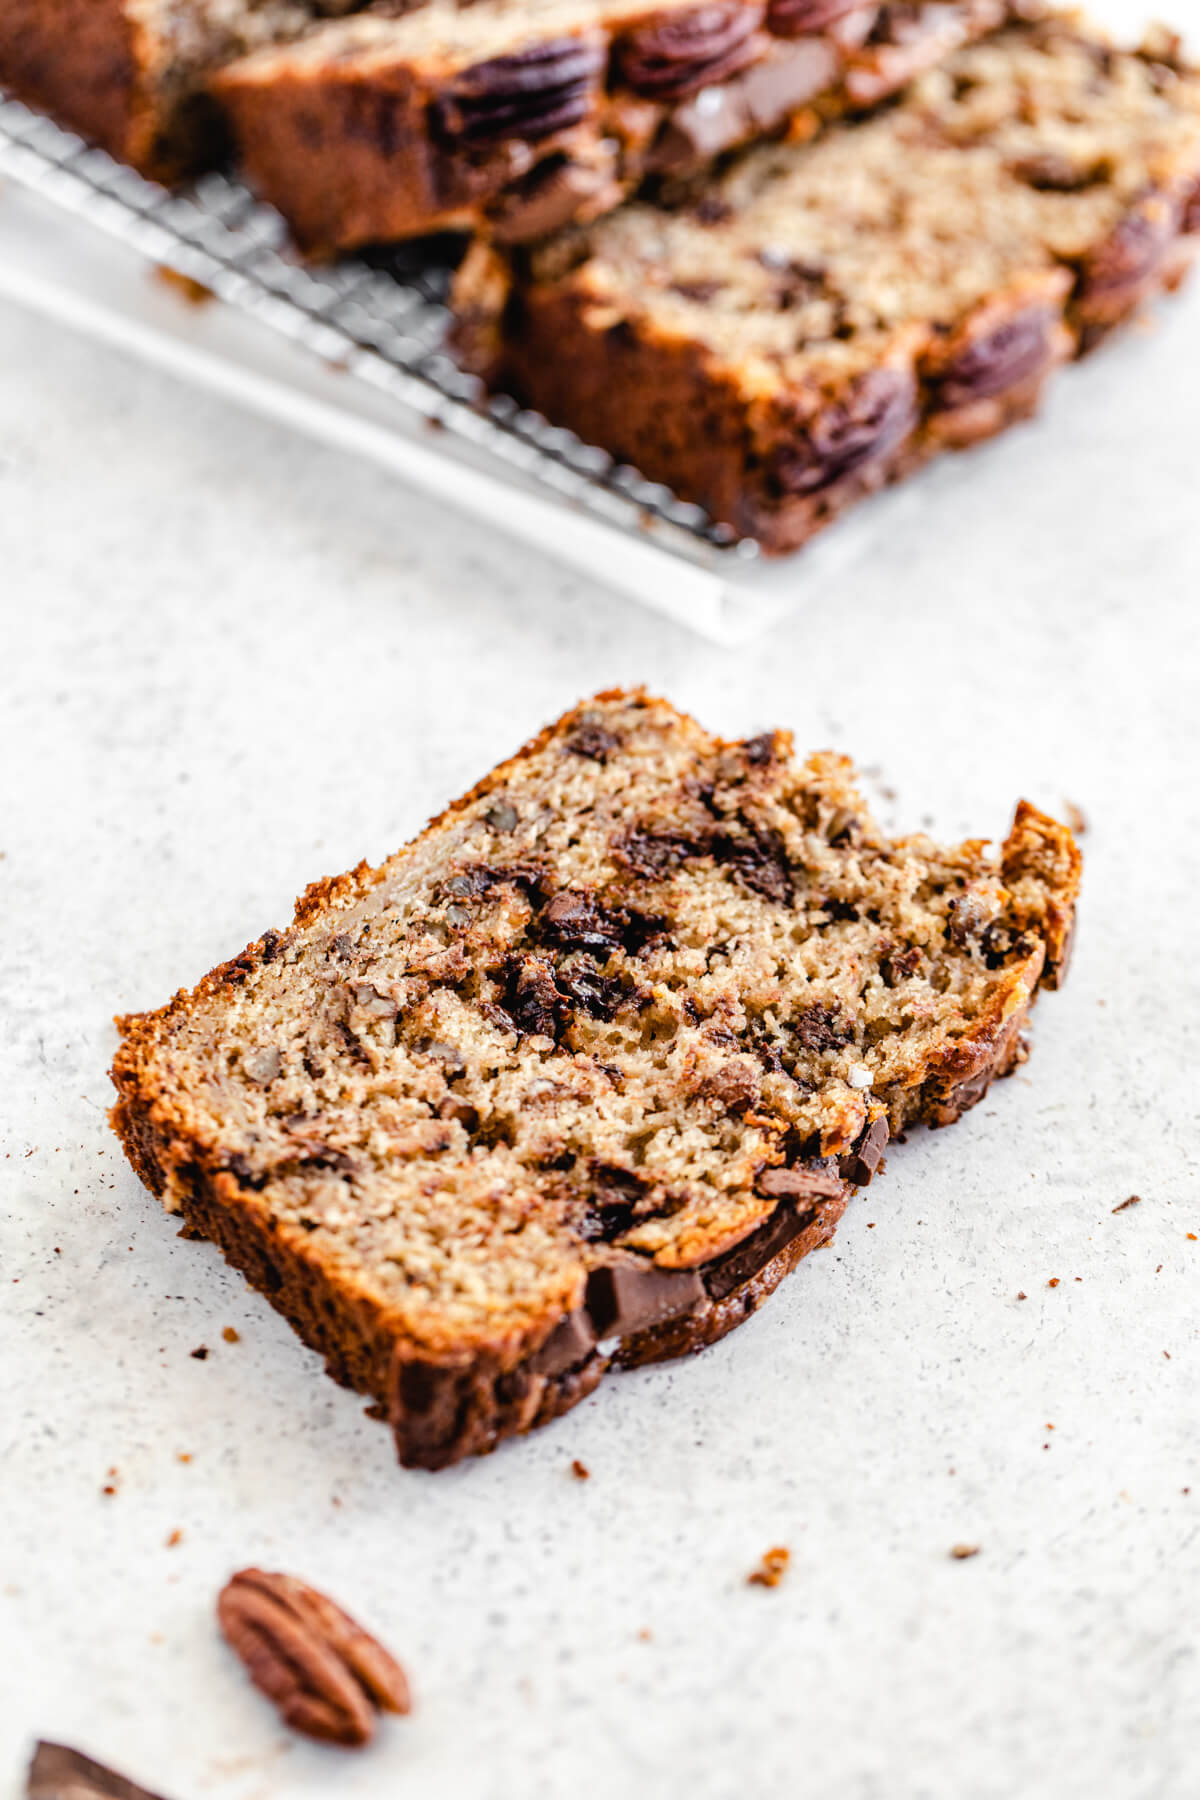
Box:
110;691;1080;1468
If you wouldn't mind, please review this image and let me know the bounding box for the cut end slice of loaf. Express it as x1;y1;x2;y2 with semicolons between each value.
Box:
110;690;1080;1467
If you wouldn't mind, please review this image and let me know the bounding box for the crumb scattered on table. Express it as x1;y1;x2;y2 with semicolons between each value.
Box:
165;1529;183;1548
1047;1278;1060;1289
748;1547;790;1588
155;265;215;306
190;1346;209;1359
570;1459;590;1481
222;1326;240;1343
950;1545;981;1560
1113;1195;1142;1214
1064;801;1088;836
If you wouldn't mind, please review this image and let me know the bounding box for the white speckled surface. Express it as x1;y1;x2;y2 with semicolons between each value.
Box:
3;88;1200;1796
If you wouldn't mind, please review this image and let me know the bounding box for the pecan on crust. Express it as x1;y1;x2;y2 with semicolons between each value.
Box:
217;1568;410;1746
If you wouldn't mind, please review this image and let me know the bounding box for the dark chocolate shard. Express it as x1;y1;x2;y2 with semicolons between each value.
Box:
932;307;1057;408
27;1742;174;1800
565;720;622;761
585;1260;705;1336
541;888;626;953
757;1164;848;1201
618;3;765;101
772;369;917;497
703;1201;814;1300
433;36;605;148
529;1307;599;1374
838;1113;889;1185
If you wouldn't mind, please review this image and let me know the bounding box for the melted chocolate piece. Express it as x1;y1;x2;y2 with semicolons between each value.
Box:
498;955;564;1038
432;37;605;148
710;822;794;904
585;1260;705;1336
556;962;627;1019
933;308;1056;408
565;720;622;760
793;1004;850;1052
541;889;625;953
703;1201;815;1300
528;1307;598;1374
618;3;764;101
772;370;916;496
839;1113;889;1185
757;1164;847;1200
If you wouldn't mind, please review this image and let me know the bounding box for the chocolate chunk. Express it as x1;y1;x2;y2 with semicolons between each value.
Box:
618;3;764;101
710;822;794;904
1079;200;1175;299
742;732;778;766
542;888;625;953
703;1201;814;1300
565;721;622;761
556;962;626;1019
933;307;1057;408
756;1164;847;1200
767;0;862;36
499;955;564;1038
529;1308;598;1375
260;929;284;963
28;1742;174;1800
585;1259;705;1336
793;1003;850;1052
697;1061;760;1112
612;823;700;877
432;37;605;147
651;37;836;170
772;369;916;496
839;1113;889;1185
226;1152;268;1191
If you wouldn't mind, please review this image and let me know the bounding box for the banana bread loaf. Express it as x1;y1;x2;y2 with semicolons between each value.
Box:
454;17;1200;551
213;0;1010;251
110;691;1080;1469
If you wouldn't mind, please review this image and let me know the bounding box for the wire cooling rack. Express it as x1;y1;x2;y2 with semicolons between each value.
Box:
0;90;897;641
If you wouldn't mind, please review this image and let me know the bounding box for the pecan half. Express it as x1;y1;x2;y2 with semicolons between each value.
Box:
931;306;1057;409
217;1568;410;1746
432;36;606;147
1078;198;1175;300
618;4;765;101
771;369;916;497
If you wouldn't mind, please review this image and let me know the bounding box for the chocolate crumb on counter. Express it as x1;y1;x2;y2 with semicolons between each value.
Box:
1113;1195;1142;1213
748;1546;791;1588
189;1345;209;1360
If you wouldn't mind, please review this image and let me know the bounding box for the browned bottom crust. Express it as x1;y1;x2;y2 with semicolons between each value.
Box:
114;987;1032;1468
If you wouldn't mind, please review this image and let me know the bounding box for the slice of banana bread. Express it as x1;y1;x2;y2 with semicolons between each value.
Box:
213;0;1011;252
111;692;1079;1468
0;0;369;178
454;17;1200;551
